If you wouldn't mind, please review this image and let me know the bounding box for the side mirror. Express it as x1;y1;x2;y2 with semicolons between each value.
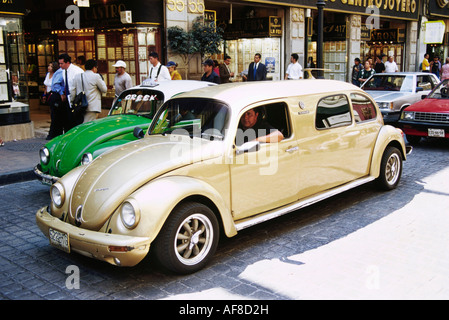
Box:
416;87;423;92
133;127;145;139
236;141;260;155
421;94;428;99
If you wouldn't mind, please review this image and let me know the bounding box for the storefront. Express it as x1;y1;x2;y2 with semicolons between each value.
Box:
204;1;285;81
424;1;449;64
24;0;163;109
0;0;33;141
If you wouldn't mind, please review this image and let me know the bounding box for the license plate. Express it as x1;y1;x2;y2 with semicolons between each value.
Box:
428;128;445;137
49;228;70;253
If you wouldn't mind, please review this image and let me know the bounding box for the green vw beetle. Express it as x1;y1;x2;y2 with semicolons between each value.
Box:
34;80;216;185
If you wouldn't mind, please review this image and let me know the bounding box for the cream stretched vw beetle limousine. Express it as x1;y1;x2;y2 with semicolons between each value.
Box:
36;80;410;274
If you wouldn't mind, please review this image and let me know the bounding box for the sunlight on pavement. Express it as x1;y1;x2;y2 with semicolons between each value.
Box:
238;167;449;300
161;288;252;300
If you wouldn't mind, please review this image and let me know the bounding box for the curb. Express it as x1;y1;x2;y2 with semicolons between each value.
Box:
0;169;36;186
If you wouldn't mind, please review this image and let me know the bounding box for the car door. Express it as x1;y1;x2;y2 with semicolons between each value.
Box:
230;102;300;221
296;93;373;198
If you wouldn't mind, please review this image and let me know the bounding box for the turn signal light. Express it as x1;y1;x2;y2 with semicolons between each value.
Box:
108;246;132;252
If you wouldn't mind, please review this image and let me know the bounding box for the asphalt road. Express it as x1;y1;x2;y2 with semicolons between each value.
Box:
1;138;448;303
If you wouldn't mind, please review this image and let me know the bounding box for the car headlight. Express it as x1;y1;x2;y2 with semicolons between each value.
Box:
377;102;392;109
81;153;93;166
120;200;140;229
50;182;65;208
39;147;50;165
402;111;415;121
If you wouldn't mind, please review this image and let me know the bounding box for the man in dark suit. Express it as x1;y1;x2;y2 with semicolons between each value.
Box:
219;55;234;83
246;53;267;81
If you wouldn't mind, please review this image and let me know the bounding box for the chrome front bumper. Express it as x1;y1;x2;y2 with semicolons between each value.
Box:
36;207;151;267
33;164;59;186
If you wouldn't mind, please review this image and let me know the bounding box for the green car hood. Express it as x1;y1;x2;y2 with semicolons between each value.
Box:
42;115;151;178
67;135;223;230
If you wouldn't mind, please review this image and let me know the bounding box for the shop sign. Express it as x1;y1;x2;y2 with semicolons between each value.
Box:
424;20;445;44
323;23;347;40
274;0;419;20
0;0;26;14
370;28;399;42
428;0;449;18
223;17;282;39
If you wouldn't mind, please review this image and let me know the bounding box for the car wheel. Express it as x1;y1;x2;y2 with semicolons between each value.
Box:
376;146;402;191
406;134;421;145
153;202;219;274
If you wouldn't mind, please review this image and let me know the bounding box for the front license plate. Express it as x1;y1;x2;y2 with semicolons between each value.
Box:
49;228;70;253
428;128;445;137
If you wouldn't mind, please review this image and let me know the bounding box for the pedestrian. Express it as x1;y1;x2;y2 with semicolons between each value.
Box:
284;53;303;80
246;53;267;81
422;53;430;72
441;58;449;80
213;60;220;77
351;58;362;86
384;55;398;73
201;58;220;84
431;56;441;78
307;56;315;68
42;61;58;105
46;63;65;139
76;55;86;71
112;60;133;98
58;53;84;133
167;61;182;80
358;60;375;85
218;55;234;83
70;59;107;124
374;55;385;74
148;52;171;82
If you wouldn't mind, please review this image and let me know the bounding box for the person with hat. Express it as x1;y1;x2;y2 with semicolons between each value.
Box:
167;61;182;80
201;59;220;84
112;60;133;98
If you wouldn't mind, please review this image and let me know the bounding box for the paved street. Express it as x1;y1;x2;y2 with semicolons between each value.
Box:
1;138;448;301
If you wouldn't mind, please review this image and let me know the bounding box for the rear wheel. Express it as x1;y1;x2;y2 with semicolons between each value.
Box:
376;146;402;191
153;202;219;274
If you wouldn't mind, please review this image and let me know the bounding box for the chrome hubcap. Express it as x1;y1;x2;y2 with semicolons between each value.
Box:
386;153;400;185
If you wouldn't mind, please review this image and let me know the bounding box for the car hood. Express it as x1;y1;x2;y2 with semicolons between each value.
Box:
365;91;411;102
44;115;151;177
404;98;449;113
68;135;224;230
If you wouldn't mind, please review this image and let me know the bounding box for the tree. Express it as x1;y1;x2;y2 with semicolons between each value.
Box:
167;18;223;79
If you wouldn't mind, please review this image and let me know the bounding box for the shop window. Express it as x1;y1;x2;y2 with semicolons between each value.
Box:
316;94;352;129
350;93;377;123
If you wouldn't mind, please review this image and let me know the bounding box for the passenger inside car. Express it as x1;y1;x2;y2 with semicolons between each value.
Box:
236;107;284;145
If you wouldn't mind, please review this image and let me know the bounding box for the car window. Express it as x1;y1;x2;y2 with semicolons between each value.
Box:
149;97;230;140
235;102;291;145
315;94;352;129
417;76;435;90
110;89;165;118
427;79;449;99
363;75;406;92
350;93;377;123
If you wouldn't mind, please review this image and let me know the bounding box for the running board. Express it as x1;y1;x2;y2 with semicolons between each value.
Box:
234;176;376;231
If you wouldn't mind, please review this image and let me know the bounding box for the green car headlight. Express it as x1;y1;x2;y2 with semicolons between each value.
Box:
81;153;93;166
50;182;65;208
40;147;50;165
120;200;140;229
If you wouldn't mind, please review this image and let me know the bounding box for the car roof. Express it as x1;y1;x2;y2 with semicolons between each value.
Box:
373;72;437;76
173;80;362;110
125;80;217;99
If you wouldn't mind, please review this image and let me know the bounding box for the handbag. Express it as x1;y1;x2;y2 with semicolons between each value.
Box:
72;74;88;116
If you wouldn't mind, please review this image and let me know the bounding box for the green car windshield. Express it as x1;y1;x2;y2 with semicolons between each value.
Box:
149;98;230;141
109;89;165;118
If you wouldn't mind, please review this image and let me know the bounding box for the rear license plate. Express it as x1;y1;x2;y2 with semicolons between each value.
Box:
428;128;445;137
49;228;70;253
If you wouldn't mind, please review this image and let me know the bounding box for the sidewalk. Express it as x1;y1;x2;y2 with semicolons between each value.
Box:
0;109;49;186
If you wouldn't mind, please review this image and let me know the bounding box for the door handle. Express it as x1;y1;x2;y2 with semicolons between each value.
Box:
285;146;299;153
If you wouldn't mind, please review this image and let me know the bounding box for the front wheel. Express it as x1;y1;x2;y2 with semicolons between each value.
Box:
153;202;219;274
376;146;402;191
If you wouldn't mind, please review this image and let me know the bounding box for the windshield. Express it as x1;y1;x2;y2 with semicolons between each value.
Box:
363;75;412;92
427;79;449;99
109;89;165;118
149;98;230;141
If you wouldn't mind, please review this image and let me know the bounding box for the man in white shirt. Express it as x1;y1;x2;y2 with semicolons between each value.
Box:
284;53;303;80
384;55;398;73
58;53;84;131
148;52;171;82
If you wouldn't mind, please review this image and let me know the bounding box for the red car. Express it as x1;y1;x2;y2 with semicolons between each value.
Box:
399;79;449;144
